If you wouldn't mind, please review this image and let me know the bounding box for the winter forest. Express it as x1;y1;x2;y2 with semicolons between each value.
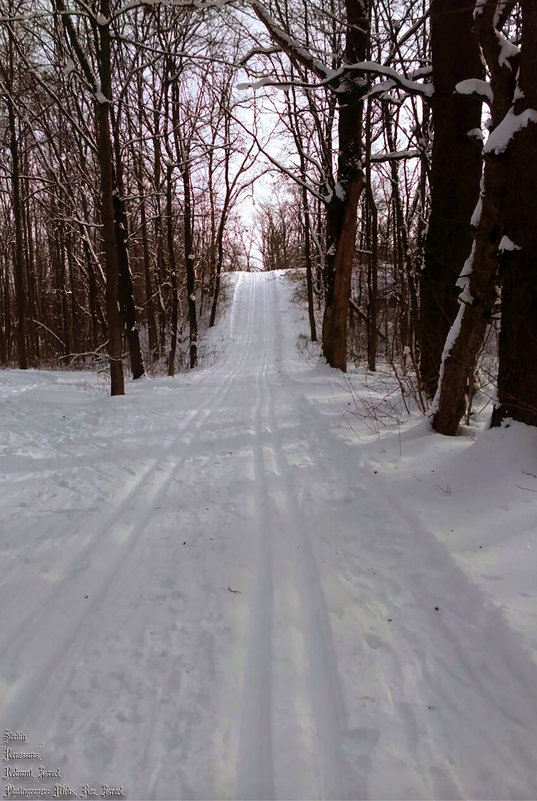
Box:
1;0;537;799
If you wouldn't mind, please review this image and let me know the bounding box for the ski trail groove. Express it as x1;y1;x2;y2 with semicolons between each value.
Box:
0;275;259;729
263;281;351;800
236;274;275;801
0;276;252;656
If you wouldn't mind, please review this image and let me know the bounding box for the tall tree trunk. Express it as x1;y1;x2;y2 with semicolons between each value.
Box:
111;108;145;379
22;168;38;362
365;96;377;371
419;0;483;398
209;216;226;330
183;165;198;369
59;231;71;355
432;0;517;434
113;191;145;379
152;84;167;358
134;73;158;357
7;97;27;370
166;166;179;377
492;0;537;427
170;76;198;369
367;198;378;372
302;179;317;343
321;0;369;371
96;1;124;395
84;239;100;350
209;121;230;330
139;192;158;357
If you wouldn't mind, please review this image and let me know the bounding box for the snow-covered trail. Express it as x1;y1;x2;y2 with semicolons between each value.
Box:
1;271;537;800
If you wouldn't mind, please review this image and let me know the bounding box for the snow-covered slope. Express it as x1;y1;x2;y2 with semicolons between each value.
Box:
1;271;537;800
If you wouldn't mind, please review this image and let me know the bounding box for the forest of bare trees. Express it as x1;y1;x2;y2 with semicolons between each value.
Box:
0;0;535;431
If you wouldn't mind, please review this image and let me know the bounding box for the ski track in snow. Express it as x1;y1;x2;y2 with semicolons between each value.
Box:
1;271;537;800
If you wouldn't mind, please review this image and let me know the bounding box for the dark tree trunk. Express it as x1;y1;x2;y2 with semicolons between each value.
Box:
135;73;158;357
419;0;483;398
66;233;78;355
96;1;124;395
209;161;231;329
152;96;167;358
321;0;369;371
183;166;198;369
7;97;27;370
22;169;38;362
492;0;537;427
139;194;158;357
84;239;100;349
432;157;508;434
170;76;198;369
0;257;8;366
111;107;145;380
365;97;377;371
209;218;226;330
55;0;124;392
315;197;323;310
302;180;317;343
3;259;11;364
113;190;145;379
166;167;179;377
59;231;71;355
433;0;517;435
367;199;378;372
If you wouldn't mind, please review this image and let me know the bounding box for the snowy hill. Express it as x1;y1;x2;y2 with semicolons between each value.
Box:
1;270;537;800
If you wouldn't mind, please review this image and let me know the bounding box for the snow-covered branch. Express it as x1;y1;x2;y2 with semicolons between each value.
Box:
456;78;493;104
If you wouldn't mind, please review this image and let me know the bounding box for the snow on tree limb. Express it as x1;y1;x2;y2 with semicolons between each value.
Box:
239;45;281;66
247;0;335;82
499;235;522;252
370;150;421;163
112;0;234;18
238;59;432;98
245;2;431;97
484;107;537;154
456;78;493;104
342;61;433;97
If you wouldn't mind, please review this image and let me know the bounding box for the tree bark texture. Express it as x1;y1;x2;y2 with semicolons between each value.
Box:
166;166;179;377
96;1;124;395
493;0;537;427
419;0;483;398
321;0;368;371
8;96;27;370
432;0;517;435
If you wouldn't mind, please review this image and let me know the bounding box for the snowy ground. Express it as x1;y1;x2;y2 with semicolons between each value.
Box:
1;270;537;800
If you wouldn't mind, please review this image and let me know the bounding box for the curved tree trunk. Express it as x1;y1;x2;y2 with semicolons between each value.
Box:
431;157;507;434
432;0;517;435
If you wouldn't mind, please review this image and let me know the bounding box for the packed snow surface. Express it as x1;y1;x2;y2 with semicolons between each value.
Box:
1;271;537;800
